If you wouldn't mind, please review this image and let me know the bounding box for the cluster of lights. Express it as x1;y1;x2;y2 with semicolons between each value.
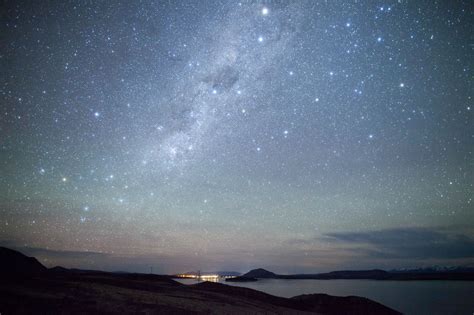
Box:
176;274;219;280
176;274;237;281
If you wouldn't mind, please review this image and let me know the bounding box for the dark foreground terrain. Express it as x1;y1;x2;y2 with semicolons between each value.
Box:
0;247;401;314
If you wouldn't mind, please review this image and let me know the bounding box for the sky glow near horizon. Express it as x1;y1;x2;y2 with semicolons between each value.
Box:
1;0;473;274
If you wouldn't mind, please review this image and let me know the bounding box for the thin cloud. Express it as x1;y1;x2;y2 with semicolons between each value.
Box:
324;227;474;260
0;241;110;259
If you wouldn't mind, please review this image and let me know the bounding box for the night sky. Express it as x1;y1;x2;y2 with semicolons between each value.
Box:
1;1;473;274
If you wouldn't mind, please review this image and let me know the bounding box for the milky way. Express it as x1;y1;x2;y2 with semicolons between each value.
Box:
1;1;473;273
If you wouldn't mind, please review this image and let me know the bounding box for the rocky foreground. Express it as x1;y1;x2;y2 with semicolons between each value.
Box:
0;247;401;314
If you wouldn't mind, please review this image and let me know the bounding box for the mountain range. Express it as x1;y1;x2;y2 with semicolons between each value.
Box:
232;267;474;281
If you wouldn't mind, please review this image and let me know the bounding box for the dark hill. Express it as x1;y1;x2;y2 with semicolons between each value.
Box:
49;266;70;273
0;247;47;276
292;293;401;315
243;268;277;278
193;281;400;314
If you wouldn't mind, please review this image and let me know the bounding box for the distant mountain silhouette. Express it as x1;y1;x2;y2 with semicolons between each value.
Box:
239;267;474;281
391;266;474;273
225;276;258;282
48;266;69;273
0;247;47;276
288;269;390;280
243;268;277;278
48;266;107;274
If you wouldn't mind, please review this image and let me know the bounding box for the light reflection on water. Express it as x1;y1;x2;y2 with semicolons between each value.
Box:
175;278;474;315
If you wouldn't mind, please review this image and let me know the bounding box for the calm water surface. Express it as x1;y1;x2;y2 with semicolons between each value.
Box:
176;278;474;315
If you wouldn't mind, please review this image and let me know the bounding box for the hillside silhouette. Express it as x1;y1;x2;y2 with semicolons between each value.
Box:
0;247;401;314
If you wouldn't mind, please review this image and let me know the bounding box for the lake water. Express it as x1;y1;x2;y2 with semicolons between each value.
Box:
176;278;474;315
